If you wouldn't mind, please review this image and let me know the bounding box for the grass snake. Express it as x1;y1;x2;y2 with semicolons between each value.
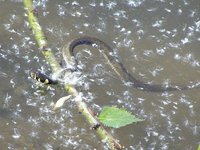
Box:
61;36;198;92
31;36;199;92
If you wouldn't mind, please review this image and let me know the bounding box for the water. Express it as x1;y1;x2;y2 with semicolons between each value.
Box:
0;0;200;149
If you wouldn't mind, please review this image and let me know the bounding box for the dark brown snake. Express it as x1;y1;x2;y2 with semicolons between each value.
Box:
61;36;198;92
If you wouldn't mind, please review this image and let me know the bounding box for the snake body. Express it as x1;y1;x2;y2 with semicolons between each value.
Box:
62;36;194;92
30;36;198;92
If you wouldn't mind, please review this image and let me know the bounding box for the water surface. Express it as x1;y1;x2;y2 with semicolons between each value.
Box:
0;0;200;149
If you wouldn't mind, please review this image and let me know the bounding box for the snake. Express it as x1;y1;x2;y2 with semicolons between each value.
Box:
31;36;199;92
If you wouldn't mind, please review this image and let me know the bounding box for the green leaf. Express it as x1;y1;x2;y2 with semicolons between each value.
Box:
98;106;144;128
198;144;200;150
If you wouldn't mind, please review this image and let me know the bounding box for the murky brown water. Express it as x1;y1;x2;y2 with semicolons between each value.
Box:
0;0;200;149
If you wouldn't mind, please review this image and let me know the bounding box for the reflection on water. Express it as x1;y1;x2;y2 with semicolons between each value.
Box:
0;0;200;149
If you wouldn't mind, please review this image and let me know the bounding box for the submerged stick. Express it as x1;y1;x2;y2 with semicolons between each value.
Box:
23;0;123;149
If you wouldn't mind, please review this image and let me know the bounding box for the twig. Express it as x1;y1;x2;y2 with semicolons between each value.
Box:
23;0;123;149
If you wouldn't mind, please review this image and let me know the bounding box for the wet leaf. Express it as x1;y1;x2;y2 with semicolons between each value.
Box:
98;106;144;128
52;95;72;111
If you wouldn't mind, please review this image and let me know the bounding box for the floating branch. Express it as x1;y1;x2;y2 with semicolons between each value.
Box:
23;0;123;149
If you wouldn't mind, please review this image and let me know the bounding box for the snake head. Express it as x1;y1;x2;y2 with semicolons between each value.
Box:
30;71;58;84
